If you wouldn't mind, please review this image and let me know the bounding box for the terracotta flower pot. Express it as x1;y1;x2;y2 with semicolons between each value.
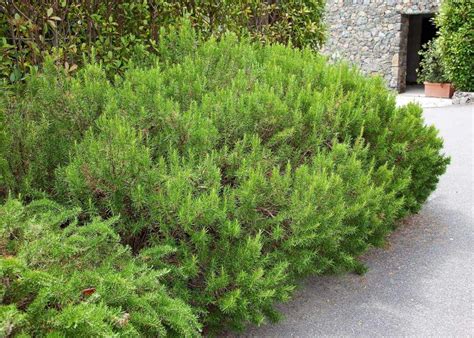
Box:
424;82;455;98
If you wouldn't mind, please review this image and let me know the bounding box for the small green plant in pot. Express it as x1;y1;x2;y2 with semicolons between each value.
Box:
417;38;454;98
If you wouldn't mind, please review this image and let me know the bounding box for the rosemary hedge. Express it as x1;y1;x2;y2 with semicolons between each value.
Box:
0;199;200;336
0;27;448;336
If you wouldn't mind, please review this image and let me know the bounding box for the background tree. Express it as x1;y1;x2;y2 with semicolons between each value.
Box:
436;0;474;91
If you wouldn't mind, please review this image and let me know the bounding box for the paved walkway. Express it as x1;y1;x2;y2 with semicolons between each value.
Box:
240;104;473;336
395;85;453;108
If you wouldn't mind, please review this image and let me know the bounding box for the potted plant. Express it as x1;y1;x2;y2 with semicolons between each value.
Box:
417;39;454;98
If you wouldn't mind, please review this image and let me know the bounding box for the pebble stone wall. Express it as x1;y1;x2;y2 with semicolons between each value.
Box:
322;0;440;92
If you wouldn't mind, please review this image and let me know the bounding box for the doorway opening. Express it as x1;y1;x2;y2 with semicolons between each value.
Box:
405;14;437;87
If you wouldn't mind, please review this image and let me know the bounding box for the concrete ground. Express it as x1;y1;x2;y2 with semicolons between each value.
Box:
396;85;453;108
240;104;473;336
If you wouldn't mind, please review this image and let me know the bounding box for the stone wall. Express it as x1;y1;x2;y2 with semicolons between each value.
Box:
322;0;440;92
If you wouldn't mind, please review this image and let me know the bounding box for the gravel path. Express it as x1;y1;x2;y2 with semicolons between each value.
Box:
239;104;473;337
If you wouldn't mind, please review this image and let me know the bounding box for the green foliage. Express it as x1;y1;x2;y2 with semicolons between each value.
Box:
0;61;109;198
0;199;200;337
0;26;449;335
0;0;325;83
436;0;474;91
417;39;449;84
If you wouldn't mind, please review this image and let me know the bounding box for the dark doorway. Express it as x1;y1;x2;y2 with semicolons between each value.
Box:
406;14;437;85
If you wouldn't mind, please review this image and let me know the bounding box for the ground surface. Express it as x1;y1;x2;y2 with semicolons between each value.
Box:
396;85;453;108
239;104;473;337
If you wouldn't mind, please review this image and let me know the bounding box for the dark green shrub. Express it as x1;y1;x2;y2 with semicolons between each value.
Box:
0;0;325;83
1;28;449;334
436;0;474;91
417;39;449;84
0;199;200;337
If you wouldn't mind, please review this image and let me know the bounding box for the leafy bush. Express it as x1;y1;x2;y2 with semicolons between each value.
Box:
0;62;109;198
1;28;449;334
436;0;474;91
417;39;449;84
0;199;200;337
0;0;325;83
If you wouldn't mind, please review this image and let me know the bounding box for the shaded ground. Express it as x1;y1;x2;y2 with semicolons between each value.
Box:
239;104;473;336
